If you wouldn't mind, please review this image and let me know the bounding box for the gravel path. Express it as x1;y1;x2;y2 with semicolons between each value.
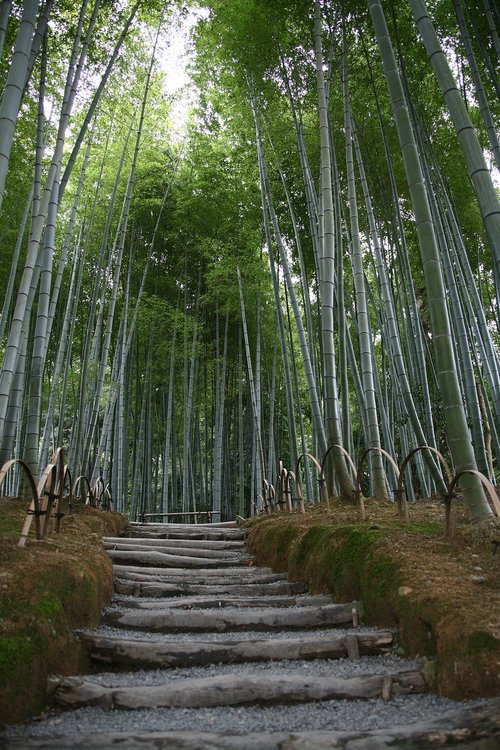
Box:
78;624;385;641
70;654;423;687
0;524;486;746
1;695;476;739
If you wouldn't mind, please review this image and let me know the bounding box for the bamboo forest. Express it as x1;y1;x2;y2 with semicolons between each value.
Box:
0;0;499;528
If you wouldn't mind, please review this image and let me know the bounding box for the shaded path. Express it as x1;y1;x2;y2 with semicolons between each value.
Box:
2;520;499;747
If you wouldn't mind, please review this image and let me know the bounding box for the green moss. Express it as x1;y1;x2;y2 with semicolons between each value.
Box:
290;525;334;570
468;631;499;653
35;593;63;620
0;635;35;687
250;524;299;571
404;521;442;535
286;524;401;621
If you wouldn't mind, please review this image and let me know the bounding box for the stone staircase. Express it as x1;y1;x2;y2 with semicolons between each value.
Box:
3;520;500;748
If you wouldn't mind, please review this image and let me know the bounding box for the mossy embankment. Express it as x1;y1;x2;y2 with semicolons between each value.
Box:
247;504;500;700
0;500;128;725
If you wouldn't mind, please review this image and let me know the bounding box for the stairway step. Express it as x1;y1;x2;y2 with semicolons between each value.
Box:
82;629;393;669
125;525;246;541
7;701;500;750
104;535;245;550
105;549;252;568
103;601;363;632
113;564;286;581
49;669;426;710
111;594;334;610
114;579;309;597
129;521;239;529
103;539;251;560
108;536;245;551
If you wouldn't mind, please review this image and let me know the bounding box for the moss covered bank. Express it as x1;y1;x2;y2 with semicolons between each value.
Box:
247;507;500;700
0;502;128;725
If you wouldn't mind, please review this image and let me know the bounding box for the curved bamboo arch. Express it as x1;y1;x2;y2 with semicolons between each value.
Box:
0;459;42;542
277;462;292;513
1;448;115;545
39;449;67;535
398;446;452;523
356;448;401;522
72;475;94;505
104;483;113;506
447;469;500;537
287;470;298;513
322;444;357;483
295;452;328;510
267;480;276;513
282;466;293;513
262;478;273;514
91;475;105;508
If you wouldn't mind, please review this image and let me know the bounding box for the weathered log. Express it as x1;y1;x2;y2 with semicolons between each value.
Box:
103;541;248;560
104;536;246;550
125;530;246;541
103;601;363;632
112;563;285;581
113;576;291;592
50;670;426;710
128;521;239;529
114;579;309;597
124;524;246;541
112;594;334;610
113;574;289;592
81;630;394;669
105;549;250;569
7;699;500;749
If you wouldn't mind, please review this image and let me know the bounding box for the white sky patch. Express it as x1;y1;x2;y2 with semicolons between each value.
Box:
157;7;208;140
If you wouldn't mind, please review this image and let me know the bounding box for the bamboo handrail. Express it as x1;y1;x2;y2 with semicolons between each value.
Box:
0;448;114;546
277;446;498;537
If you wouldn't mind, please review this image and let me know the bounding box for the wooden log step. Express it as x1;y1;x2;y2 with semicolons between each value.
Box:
125;530;246;541
103;536;246;550
103;601;363;632
113;575;289;591
49;669;426;710
112;564;286;580
103;541;250;561
111;594;334;610
105;549;250;569
114;579;309;597
124;525;246;541
81;630;394;669
128;521;239;529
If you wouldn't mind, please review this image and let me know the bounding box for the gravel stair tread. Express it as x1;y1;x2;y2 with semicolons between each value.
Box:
1;520;494;749
109;593;335;608
103;541;250;560
49;670;427;709
102;600;363;632
114;578;309;596
103;535;246;550
3;700;500;749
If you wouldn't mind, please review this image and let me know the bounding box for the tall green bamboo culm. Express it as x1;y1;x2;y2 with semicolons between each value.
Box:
369;0;493;524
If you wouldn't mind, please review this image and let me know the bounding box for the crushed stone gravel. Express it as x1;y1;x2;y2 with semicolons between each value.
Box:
68;653;423;687
1;695;484;739
78;625;386;642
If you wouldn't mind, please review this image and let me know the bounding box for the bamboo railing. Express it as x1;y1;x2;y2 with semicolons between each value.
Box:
0;448;113;547
270;445;500;538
